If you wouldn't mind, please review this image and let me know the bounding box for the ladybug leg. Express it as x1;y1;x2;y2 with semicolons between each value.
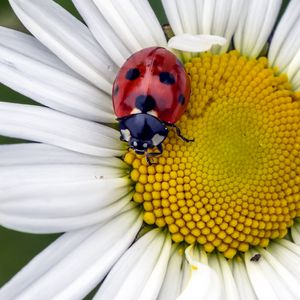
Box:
146;144;163;165
164;122;194;142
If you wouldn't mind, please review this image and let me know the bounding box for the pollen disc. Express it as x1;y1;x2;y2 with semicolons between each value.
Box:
124;51;300;259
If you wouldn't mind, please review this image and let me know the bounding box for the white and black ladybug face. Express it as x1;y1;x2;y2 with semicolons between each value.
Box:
118;113;168;153
129;138;152;154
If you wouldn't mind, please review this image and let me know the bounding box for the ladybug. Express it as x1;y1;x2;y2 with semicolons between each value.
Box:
112;47;193;163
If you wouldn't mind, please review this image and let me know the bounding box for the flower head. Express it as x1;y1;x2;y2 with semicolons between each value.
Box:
1;0;300;299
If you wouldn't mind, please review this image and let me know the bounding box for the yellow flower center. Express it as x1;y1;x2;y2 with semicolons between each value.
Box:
124;50;300;259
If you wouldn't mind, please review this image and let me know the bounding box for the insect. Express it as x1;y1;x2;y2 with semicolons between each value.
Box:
112;47;193;163
250;253;261;262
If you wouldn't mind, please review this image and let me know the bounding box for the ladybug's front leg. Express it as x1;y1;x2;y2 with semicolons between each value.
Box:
146;144;163;165
164;122;194;142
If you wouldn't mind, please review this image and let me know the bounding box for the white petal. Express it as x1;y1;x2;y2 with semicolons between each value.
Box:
261;247;300;298
248;0;281;57
158;245;185;300
209;0;229;36
0;26;74;75
0;143;127;167
0;157;128;191
161;0;184;35
72;0;131;67
291;220;300;245
0;102;125;157
234;0;282;58
231;258;257;300
180;245;207;291
180;255;192;293
268;0;300;68
216;254;239;300
0;27;114;123
207;254;227;297
1;176;130;212
201;0;215;34
94;229;171;300
9;0;117;93
0;173;130;216
245;247;300;300
268;239;300;279
175;0;197;34
211;0;245;53
231;0;248;51
0;205;143;300
130;0;167;46
177;246;222;300
244;249;279;300
195;0;204;32
168;34;226;53
162;0;243;53
268;0;300;90
92;0;166;60
0;192;132;233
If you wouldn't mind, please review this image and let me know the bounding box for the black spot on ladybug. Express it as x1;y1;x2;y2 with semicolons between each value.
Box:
136;95;156;113
178;94;185;105
113;85;119;96
159;72;175;85
126;68;140;80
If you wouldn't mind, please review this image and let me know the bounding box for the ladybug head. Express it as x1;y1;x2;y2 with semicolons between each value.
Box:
118;114;168;154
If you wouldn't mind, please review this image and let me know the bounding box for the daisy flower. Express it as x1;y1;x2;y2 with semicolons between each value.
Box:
1;0;300;299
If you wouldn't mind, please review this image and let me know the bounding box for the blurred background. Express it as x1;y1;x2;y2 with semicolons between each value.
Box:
0;0;290;297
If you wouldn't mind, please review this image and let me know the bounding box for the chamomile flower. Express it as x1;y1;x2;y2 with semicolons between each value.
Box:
1;0;300;299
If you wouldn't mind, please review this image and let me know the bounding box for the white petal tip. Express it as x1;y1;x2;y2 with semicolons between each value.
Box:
168;34;226;53
176;246;221;300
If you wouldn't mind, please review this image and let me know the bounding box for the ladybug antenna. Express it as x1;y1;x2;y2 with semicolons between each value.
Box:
164;122;194;142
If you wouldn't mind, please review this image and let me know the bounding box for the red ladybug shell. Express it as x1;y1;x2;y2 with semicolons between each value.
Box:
112;47;190;124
